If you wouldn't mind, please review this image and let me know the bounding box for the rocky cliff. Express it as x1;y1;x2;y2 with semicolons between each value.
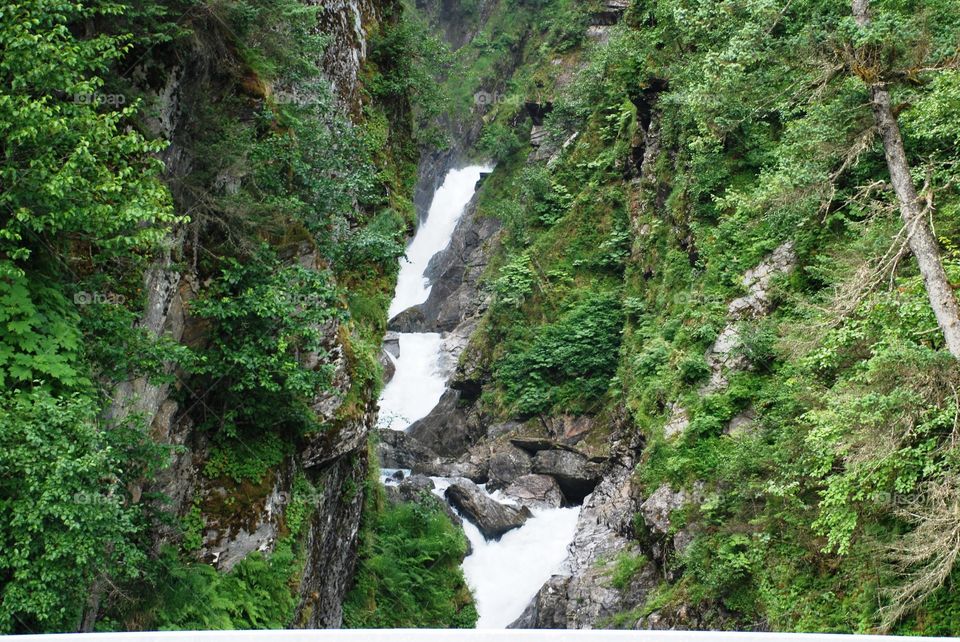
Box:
97;0;404;628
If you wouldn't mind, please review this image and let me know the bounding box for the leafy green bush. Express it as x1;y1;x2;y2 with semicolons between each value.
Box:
344;484;476;628
496;292;624;415
0;389;165;632
189;249;344;437
493;254;535;309
477;121;525;162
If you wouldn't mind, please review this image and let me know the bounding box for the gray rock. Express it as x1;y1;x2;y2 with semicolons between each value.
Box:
382;331;400;358
376;428;439;469
397;474;434;498
640;483;688;535
503;474;564;509
531;449;603;502
701;242;796;394
508;574;570;628
387;304;427;332
445;478;532;540
486;444;532;491
663;404;689;440
725;409;757;437
413;454;488;484
380;347;396;385
418;201;502;333
487;420;522;439
407;389;485;457
516;456;655;628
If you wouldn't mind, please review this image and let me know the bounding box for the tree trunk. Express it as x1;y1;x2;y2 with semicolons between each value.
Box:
852;0;960;359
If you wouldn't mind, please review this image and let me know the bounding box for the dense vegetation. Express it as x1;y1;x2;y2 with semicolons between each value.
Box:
343;463;477;628
449;0;960;633
0;0;465;632
5;0;960;634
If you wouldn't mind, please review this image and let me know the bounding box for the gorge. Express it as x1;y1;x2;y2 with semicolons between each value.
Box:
3;0;960;636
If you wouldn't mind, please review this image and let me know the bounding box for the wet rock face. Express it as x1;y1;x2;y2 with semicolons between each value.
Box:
531;449;603;502
445;478;532;539
293;452;368;628
503;474;564;509
377;427;440;469
486;444;533;491
420;206;501;333
388;188;501;336
407;388;486;457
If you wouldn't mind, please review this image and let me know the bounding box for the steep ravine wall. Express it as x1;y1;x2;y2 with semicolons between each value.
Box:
101;0;398;628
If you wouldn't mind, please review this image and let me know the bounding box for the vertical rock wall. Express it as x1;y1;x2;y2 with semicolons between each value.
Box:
103;0;396;628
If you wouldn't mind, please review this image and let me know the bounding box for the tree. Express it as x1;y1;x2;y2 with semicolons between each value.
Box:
850;0;960;359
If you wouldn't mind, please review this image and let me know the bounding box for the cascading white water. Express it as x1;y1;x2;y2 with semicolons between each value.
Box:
460;500;580;628
389;166;492;319
378;166;490;431
377;333;446;431
377;165;581;629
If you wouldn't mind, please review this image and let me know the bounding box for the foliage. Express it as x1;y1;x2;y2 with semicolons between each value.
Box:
189;250;344;438
0;0;176;266
0;389;165;633
496;292;624;415
146;543;299;630
343;477;476;628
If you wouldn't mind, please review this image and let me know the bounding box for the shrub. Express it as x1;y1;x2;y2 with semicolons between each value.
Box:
344;484;476;628
496;291;624;415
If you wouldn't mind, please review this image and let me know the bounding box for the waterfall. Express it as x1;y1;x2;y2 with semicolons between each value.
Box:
378;166;581;629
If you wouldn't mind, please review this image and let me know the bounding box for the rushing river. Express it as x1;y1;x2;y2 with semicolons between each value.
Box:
377;165;581;628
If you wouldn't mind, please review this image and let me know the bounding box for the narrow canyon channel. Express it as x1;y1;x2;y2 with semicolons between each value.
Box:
376;165;581;628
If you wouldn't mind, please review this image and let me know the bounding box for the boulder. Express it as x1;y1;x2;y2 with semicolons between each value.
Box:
379;332;399;385
395;474;434;501
407;389;485;457
413;453;488;483
639;484;687;535
387;305;427;332
445;478;532;540
380;347;396;385
531;449;603;502
382;331;400;358
503;474;564;509
376;428;438;469
486;444;532;491
487;420;522;440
